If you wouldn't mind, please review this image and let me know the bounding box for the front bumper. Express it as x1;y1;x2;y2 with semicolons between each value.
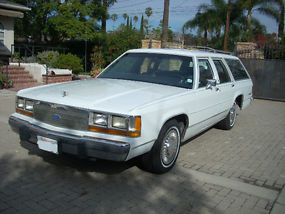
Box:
9;116;130;161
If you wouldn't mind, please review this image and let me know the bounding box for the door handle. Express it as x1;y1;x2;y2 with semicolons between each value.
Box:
216;87;220;92
232;84;235;87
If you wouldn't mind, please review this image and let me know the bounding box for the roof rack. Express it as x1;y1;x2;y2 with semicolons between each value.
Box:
162;45;233;55
184;46;233;55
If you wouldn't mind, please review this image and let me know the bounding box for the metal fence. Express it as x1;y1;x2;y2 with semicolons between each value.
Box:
241;58;285;102
11;44;68;64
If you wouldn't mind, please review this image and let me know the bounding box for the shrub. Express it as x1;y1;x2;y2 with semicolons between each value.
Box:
53;53;83;74
37;51;59;67
90;46;105;71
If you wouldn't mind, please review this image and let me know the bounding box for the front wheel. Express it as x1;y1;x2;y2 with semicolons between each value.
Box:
140;120;181;174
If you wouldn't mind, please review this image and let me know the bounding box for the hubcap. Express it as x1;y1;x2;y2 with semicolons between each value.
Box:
161;127;180;166
229;103;237;127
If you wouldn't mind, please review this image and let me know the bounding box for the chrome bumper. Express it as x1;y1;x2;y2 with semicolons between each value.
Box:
9;116;130;161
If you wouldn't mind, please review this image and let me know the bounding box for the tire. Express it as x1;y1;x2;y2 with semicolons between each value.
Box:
140;120;181;174
217;101;238;130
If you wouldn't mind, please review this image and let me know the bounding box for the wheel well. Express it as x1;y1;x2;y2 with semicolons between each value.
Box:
235;95;243;109
164;114;188;138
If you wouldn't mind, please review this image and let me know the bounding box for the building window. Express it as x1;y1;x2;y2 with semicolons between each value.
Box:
0;23;4;46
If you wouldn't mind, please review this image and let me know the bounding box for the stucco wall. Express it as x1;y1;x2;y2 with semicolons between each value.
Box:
0;16;14;52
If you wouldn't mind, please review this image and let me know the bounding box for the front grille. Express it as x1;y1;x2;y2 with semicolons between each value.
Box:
34;102;89;131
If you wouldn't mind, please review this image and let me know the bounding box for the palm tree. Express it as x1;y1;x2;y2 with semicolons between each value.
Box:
184;0;229;45
162;0;170;47
111;13;118;30
133;16;138;28
258;0;284;38
145;7;153;19
184;0;258;49
144;7;152;35
224;0;231;51
123;13;128;24
238;0;273;33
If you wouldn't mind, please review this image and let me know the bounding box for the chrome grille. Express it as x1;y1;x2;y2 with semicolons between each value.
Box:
34;102;89;131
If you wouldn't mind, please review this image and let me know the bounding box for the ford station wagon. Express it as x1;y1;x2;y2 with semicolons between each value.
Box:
9;48;253;173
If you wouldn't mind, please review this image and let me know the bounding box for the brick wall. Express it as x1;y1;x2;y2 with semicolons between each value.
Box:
42;74;72;84
236;42;264;59
142;39;161;48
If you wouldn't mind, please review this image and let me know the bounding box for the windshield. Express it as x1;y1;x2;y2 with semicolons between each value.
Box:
98;53;194;89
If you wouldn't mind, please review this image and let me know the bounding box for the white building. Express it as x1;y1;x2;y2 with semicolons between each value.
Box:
0;0;29;64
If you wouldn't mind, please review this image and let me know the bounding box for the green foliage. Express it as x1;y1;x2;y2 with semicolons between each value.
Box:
0;73;6;83
90;46;105;70
104;27;142;65
11;0;114;42
53;53;83;74
37;51;83;74
37;51;59;67
140;14;144;35
0;73;12;87
152;20;174;42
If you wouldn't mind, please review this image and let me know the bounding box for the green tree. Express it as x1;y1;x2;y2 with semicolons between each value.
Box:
111;13;118;30
140;14;144;35
238;0;271;34
49;0;97;40
258;0;284;38
12;0;59;42
144;7;152;35
123;13;128;24
145;7;153;18
133;16;139;28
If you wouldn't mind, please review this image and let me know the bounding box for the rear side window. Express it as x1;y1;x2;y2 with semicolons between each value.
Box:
213;60;231;83
225;59;249;80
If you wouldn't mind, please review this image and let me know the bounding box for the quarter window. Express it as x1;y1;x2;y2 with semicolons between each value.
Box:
213;60;231;83
225;59;249;80
198;59;214;88
0;23;4;46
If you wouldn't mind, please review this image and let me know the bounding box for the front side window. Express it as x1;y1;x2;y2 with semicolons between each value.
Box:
225;59;249;80
198;59;214;88
213;60;231;84
0;23;4;46
99;53;194;89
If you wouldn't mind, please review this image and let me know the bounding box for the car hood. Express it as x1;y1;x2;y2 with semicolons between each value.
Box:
18;78;186;114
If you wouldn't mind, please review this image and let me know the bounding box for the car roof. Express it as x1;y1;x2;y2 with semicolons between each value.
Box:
126;48;239;60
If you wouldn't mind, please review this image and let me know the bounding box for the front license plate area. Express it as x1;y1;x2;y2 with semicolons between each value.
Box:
37;136;58;154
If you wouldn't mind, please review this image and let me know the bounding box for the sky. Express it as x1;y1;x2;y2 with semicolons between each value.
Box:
107;0;279;34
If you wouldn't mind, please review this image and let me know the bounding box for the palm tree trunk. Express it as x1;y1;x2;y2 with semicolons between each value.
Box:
224;0;231;51
246;8;253;33
279;2;284;38
101;0;107;32
204;29;208;46
162;0;170;48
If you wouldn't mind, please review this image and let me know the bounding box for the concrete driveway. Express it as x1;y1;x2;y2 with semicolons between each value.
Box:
0;89;284;214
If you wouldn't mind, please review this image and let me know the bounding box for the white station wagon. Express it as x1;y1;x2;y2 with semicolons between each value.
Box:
9;49;253;173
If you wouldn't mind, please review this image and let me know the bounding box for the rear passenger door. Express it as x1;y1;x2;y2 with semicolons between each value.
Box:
211;58;234;113
192;58;222;129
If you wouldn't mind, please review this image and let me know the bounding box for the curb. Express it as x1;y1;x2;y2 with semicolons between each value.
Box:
270;185;285;214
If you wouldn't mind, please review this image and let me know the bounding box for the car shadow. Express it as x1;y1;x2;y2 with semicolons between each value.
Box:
20;140;138;175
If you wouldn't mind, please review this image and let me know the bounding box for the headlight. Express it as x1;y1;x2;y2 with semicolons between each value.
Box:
25;100;34;112
89;113;108;126
17;98;25;109
16;97;34;117
88;112;141;137
112;116;127;129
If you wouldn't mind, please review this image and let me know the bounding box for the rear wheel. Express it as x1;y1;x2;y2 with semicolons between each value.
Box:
140;120;181;174
217;101;238;130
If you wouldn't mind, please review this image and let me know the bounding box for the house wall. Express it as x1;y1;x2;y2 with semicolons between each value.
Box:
0;16;14;52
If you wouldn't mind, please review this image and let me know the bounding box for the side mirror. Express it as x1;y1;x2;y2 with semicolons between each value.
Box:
206;79;217;90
